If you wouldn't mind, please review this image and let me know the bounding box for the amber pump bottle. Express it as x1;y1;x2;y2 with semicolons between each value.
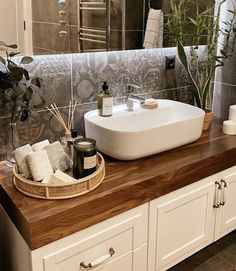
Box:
97;81;113;117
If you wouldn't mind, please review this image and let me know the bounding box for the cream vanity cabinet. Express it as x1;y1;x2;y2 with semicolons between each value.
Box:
1;167;236;271
0;204;148;271
148;165;236;271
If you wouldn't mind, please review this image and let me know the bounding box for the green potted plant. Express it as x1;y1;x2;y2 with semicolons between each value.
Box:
166;0;236;129
0;41;45;164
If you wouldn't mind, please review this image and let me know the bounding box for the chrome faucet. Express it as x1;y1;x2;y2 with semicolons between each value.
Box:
126;84;145;111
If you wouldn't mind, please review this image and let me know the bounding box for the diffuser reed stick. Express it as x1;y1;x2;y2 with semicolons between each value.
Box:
46;100;77;137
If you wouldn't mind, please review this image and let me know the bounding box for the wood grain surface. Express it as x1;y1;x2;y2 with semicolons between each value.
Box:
0;118;236;250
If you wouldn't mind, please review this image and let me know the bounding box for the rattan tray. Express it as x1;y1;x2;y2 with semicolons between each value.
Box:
13;153;105;200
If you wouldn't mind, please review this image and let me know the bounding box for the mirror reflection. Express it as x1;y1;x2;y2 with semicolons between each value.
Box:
0;0;212;56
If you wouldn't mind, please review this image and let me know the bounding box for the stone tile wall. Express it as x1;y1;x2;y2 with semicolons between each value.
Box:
213;48;236;120
0;47;193;160
212;0;236;120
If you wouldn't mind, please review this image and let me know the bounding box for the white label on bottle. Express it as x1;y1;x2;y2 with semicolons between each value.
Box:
84;155;97;169
102;97;113;116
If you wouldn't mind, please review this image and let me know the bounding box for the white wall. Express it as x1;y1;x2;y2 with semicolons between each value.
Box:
0;0;30;56
0;0;18;45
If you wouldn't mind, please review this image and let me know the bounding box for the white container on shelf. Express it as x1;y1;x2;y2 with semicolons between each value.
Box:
228;105;236;122
223;120;236;135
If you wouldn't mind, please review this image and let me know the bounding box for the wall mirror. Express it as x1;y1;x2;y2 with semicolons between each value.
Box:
0;0;212;56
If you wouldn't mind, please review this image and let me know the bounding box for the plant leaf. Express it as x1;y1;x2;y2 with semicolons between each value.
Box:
20;56;33;65
189;17;198;26
19;108;29;122
32;77;43;88
201;74;212;110
177;41;202;108
8;52;20;57
7;60;18;68
177;40;189;68
31;93;45;108
14;84;26;96
8;66;24;81
23;69;30;81
4;88;15;101
23;87;33;101
6;44;18;49
0;56;6;65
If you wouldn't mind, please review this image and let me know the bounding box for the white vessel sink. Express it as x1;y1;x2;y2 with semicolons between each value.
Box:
84;100;205;160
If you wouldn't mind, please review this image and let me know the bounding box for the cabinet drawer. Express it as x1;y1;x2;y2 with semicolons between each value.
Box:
45;244;147;271
148;176;216;271
32;204;148;271
215;166;236;240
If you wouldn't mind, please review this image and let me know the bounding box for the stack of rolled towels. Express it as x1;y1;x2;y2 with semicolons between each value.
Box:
223;105;236;135
13;140;76;185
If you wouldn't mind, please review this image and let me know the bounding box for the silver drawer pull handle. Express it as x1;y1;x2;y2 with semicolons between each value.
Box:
214;181;222;208
80;247;115;269
220;179;227;206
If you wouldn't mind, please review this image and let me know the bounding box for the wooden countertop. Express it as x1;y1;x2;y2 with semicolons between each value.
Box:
1;118;236;250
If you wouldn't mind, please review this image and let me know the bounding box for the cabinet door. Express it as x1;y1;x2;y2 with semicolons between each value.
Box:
31;204;148;271
215;166;236;241
148;176;216;271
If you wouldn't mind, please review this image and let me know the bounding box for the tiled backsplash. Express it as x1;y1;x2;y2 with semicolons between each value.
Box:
0;47;201;160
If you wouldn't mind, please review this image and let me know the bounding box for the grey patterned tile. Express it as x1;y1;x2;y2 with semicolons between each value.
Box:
149;86;193;104
73;102;98;136
72;53;98;103
25;54;72;107
0;54;72;118
174;59;189;88
0;107;71;160
177;86;194;104
16;111;58;146
94;50;144;97
141;48;166;93
150;89;177;100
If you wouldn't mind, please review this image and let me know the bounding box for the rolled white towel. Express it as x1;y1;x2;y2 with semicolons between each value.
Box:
32;139;50;152
28;150;53;182
13;144;33;178
143;9;164;49
44;141;70;172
